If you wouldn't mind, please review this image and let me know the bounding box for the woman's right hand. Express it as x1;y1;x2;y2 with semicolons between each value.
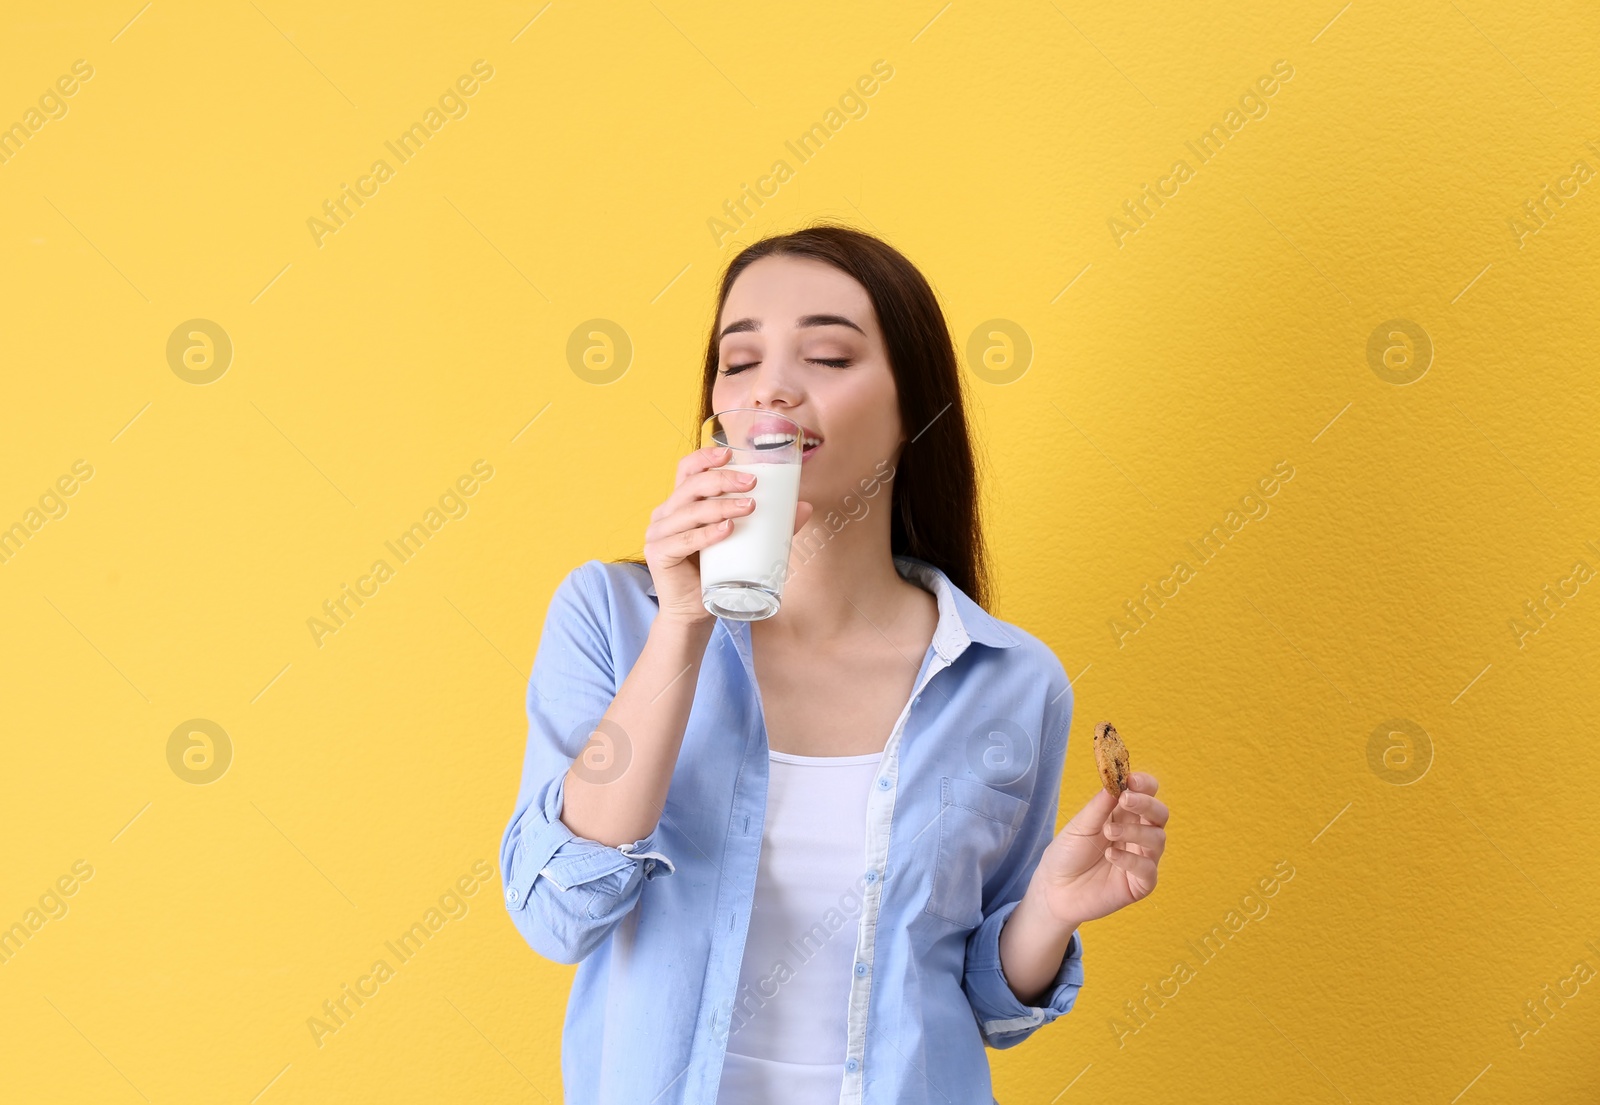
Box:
644;445;813;627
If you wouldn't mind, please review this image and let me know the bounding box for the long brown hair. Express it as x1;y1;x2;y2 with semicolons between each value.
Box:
612;220;993;609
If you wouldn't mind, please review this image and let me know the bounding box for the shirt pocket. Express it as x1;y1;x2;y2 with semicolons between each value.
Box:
924;775;1030;928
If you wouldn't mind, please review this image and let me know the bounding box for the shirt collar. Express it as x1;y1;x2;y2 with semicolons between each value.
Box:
637;553;1018;654
892;553;1020;654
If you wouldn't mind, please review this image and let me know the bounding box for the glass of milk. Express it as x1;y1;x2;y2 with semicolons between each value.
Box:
698;408;805;621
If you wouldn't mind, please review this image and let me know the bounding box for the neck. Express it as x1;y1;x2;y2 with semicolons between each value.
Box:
752;513;909;643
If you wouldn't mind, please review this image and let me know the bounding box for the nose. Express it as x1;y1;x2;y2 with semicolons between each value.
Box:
742;355;804;412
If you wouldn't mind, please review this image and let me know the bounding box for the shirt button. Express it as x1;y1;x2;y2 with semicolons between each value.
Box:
505;887;519;904
854;962;868;977
877;777;890;790
864;870;878;883
845;1058;860;1073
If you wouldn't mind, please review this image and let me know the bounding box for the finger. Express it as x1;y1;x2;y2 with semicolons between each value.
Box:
647;495;754;541
647;504;748;561
684;464;758;505
675;444;731;489
657;452;732;521
1103;821;1165;857
1064;786;1119;833
1106;836;1159;865
650;520;731;562
1118;788;1169;828
1105;846;1158;887
1126;772;1159;797
657;465;756;522
793;500;814;534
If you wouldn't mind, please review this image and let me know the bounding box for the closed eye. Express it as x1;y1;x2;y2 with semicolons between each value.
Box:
721;358;853;375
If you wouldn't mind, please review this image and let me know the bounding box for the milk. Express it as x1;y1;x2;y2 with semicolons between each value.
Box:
699;461;802;615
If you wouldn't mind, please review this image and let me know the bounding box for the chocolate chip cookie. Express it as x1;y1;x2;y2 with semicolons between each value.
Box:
1093;720;1131;797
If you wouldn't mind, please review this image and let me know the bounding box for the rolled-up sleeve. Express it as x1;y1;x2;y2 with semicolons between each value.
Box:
960;660;1085;1049
963;899;1084;1049
500;561;676;966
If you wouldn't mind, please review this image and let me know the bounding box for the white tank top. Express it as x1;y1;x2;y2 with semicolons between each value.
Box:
715;747;883;1104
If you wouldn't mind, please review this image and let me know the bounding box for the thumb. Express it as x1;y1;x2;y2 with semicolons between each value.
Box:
1062;787;1119;834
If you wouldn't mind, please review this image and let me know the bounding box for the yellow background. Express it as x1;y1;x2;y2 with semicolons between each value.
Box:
2;1;1597;1102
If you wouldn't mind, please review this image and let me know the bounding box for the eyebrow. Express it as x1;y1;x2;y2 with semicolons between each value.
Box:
718;313;866;340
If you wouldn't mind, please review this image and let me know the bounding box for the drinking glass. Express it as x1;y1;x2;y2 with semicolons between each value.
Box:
698;408;804;621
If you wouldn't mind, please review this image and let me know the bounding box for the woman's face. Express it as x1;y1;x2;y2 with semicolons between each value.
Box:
711;254;902;506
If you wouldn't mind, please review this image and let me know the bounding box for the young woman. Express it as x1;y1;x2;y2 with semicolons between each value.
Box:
500;223;1170;1104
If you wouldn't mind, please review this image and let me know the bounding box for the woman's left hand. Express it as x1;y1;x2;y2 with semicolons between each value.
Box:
1031;772;1168;929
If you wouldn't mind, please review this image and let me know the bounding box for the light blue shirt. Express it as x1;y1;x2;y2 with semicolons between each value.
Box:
499;554;1085;1104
